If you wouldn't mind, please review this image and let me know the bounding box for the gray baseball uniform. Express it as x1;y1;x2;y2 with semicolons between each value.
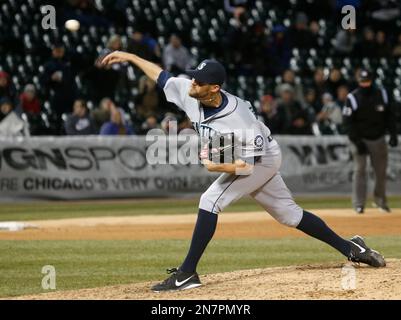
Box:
102;54;386;293
161;74;303;227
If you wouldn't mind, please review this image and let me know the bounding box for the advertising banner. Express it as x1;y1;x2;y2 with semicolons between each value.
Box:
0;136;399;200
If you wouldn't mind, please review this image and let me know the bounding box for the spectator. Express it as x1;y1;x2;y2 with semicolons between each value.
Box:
325;68;347;97
336;85;349;107
139;115;160;134
259;94;279;133
311;67;326;106
0;71;16;103
17;84;41;115
160;112;178;134
316;93;343;135
162;34;193;74
41;42;77;119
309;20;322;47
354;27;377;58
273;84;312;135
223;13;249;69
100;107;134;135
127;27;160;62
101;34;123;58
288;12;317;49
24;112;49;136
303;87;321;114
243;21;270;75
267;25;291;76
86;35;127;103
0;99;10;123
375;30;392;57
392;33;401;57
135;74;163;120
333;28;357;56
91;97;127;132
63;0;111;28
336;85;349;133
347;67;362;91
64;99;96;135
224;0;252;26
280;69;304;104
0;99;29;136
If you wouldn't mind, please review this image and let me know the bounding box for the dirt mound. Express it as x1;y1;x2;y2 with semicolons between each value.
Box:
11;259;401;300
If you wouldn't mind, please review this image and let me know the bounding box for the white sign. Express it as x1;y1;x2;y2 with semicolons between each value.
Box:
0;136;400;200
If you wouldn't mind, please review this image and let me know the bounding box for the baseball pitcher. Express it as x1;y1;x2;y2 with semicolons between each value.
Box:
101;51;386;292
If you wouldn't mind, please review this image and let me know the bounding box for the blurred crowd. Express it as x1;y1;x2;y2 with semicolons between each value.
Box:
0;0;400;137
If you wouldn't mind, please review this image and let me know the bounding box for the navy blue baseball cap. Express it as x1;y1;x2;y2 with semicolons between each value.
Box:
186;60;226;86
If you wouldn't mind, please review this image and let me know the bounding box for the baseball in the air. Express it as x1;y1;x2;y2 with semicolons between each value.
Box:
65;19;80;32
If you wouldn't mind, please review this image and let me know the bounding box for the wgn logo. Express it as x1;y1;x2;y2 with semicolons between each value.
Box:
41;265;56;290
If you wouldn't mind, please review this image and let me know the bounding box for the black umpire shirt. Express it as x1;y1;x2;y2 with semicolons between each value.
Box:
342;85;397;142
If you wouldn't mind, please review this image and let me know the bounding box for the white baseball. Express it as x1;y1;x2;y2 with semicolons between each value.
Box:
65;19;80;32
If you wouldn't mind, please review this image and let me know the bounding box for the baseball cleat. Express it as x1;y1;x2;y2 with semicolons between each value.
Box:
348;235;386;268
372;202;391;213
355;206;364;214
151;267;202;292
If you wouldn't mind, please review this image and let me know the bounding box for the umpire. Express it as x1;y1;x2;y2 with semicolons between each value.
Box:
343;69;398;214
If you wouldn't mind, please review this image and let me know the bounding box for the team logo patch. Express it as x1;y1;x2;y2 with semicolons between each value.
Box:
376;105;384;112
254;135;264;148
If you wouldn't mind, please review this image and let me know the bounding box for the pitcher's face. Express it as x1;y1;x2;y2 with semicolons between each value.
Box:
189;79;220;100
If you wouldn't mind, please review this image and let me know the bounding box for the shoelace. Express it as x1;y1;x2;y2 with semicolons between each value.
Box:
167;267;178;274
348;253;361;264
158;268;179;286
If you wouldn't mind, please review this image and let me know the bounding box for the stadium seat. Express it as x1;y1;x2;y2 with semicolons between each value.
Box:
0;0;399;136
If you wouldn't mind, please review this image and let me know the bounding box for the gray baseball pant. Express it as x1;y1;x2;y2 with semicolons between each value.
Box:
350;136;388;208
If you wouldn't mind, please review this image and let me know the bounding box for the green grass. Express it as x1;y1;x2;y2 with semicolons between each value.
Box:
1;196;400;297
1;196;401;221
1;236;400;298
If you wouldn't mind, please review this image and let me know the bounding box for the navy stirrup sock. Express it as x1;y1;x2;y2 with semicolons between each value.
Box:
296;210;351;257
180;209;351;273
180;209;218;273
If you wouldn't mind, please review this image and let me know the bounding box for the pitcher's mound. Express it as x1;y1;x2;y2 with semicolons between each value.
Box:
13;259;401;300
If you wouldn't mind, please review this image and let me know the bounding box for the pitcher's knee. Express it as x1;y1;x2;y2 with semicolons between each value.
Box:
271;206;303;227
199;192;220;214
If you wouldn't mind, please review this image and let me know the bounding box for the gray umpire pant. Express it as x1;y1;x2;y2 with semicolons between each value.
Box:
350;136;388;208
